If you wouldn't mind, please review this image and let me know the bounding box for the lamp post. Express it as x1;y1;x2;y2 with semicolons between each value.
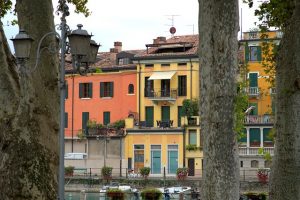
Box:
11;1;99;199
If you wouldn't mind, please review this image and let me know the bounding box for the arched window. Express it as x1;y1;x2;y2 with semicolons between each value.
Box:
251;160;259;168
128;84;134;94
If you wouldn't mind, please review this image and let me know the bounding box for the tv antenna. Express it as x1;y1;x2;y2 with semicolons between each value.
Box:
186;24;195;35
165;14;180;36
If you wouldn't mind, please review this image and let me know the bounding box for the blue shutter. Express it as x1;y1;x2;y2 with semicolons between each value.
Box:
64;112;68;128
100;82;104;97
88;83;93;98
110;82;114;97
82;112;89;134
257;46;262;61
79;83;83;98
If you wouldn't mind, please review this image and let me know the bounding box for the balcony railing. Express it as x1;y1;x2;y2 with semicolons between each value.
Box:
244;115;274;124
239;147;274;156
247;87;259;97
145;88;177;100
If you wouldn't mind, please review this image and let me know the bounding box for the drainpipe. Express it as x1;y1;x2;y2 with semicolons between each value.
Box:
120;136;122;177
138;60;141;122
189;59;193;99
71;74;75;152
183;127;186;167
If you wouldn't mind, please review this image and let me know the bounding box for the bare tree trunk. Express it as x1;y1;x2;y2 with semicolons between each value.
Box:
269;2;300;200
199;0;240;199
0;0;59;199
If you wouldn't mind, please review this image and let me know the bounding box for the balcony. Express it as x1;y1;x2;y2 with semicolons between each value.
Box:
247;87;259;98
244;115;274;125
239;147;274;156
145;88;177;104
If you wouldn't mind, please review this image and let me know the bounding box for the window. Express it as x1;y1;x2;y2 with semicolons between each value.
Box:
145;64;154;68
178;75;187;96
168;145;178;174
178;62;187;66
64;112;68;128
79;83;92;98
161;63;170;67
189;130;197;145
100;82;114;97
65;83;68;99
118;57;130;65
103;112;110;125
251;160;259;168
128;84;134;94
240;161;244;168
144;77;154;97
82;112;89;133
151;145;161;174
249;46;262;61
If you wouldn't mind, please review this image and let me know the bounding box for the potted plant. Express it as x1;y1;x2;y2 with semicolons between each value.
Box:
139;167;151;179
76;130;86;140
87;119;100;135
141;188;162;200
176;167;189;180
257;168;269;184
112;119;125;130
65;166;74;176
102;166;113;181
185;144;198;151
106;188;124;200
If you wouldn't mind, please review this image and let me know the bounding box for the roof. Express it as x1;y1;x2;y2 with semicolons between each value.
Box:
134;35;199;60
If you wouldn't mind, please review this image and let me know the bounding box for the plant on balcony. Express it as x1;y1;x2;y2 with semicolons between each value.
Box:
181;99;199;118
257;168;269;184
141;188;162;200
106;188;125;200
176;167;189;180
112;119;125;130
65;166;74;176
139;167;151;179
102;166;113;180
186;144;198;151
76;130;86;140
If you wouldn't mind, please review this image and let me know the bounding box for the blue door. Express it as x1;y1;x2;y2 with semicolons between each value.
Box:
151;151;161;174
168;150;178;174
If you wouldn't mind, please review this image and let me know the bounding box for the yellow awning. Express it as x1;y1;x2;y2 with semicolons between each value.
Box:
148;71;176;80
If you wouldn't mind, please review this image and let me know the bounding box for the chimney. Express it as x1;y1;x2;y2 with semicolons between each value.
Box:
153;36;166;44
110;48;119;53
114;41;122;53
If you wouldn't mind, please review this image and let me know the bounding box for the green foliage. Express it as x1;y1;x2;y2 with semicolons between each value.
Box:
66;0;91;17
65;166;74;175
181;99;199;117
106;188;124;200
141;188;162;200
112;119;125;129
76;129;86;139
101;166;113;177
139;167;150;178
0;0;12;17
95;68;102;73
176;167;189;176
185;144;198;151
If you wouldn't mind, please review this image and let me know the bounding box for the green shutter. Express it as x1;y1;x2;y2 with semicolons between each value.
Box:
82;112;89;134
249;102;258;115
88;83;93;98
64;112;68;128
100;82;104;97
245;43;249;62
161;106;170;121
263;128;272;142
250;128;260;142
239;128;247;143
103;112;110;125
145;106;154;127
257;46;262;61
65;83;68;99
110;82;114;97
178;106;182;127
249;73;258;87
79;83;83;98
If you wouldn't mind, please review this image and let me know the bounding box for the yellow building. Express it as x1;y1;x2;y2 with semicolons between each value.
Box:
124;35;202;176
238;30;281;169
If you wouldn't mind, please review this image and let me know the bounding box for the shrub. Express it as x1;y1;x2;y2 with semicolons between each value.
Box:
106;188;124;200
65;166;74;176
112;120;125;129
141;188;162;200
139;167;151;178
181;99;199;117
102;166;113;179
176;167;189;180
185;144;198;151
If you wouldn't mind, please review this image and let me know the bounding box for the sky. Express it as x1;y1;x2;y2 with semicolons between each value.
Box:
3;0;262;52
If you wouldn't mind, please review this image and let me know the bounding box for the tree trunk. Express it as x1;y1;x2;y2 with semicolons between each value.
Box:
199;1;240;200
269;2;300;200
0;0;59;199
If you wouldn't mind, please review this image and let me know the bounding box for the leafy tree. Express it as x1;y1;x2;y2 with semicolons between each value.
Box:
199;0;240;199
0;0;89;199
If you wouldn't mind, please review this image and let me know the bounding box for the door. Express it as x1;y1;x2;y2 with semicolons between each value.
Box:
161;79;170;97
188;158;195;176
151;151;161;174
161;106;170;122
134;150;144;172
168;150;178;174
145;106;154;127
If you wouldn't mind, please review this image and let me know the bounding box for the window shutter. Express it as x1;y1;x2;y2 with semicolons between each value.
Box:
100;82;104;97
65;83;68;99
257;46;262;61
249;73;258;87
82;112;89;133
88;83;93;98
110;82;114;97
103;112;110;125
79;83;83;98
64;112;68;128
245;43;249;62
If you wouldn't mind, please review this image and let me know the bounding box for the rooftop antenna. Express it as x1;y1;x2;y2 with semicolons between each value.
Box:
186;24;195;35
164;14;180;37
